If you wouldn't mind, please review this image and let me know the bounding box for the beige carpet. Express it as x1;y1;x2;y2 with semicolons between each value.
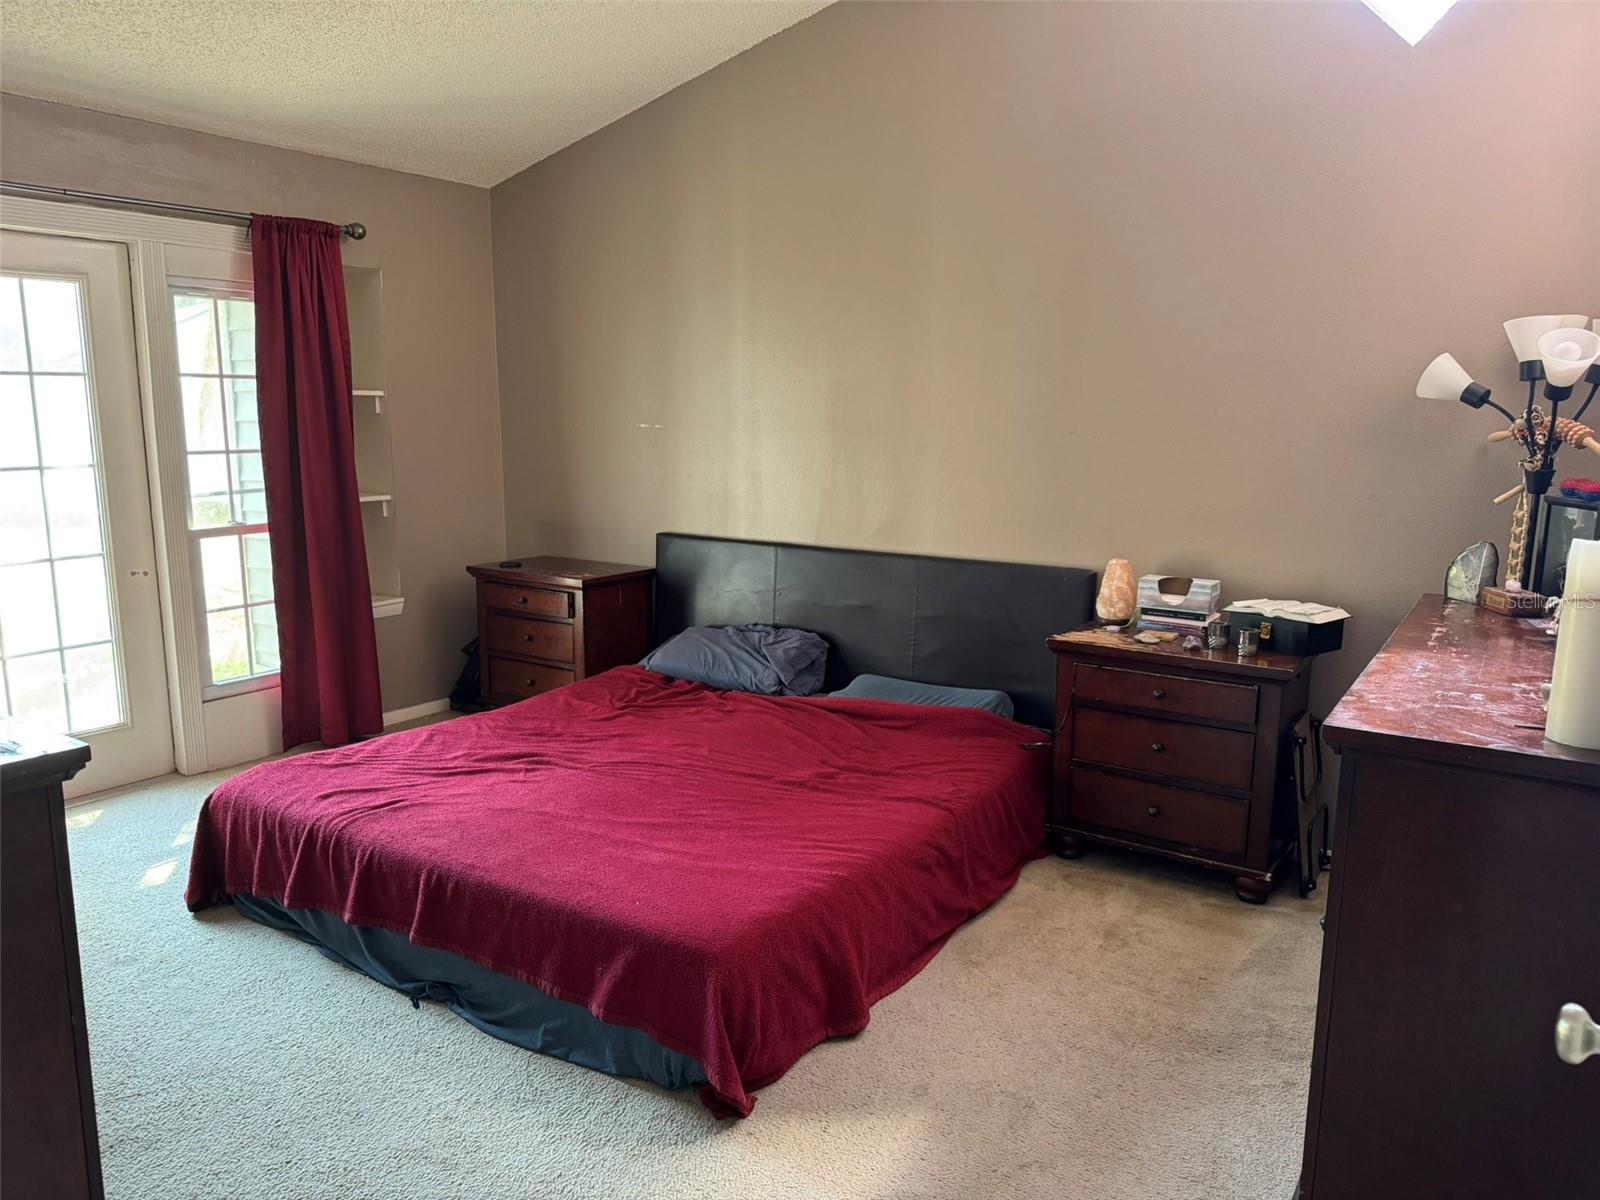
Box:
66;763;1324;1200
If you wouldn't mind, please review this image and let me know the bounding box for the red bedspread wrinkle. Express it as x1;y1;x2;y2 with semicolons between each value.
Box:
186;666;1047;1116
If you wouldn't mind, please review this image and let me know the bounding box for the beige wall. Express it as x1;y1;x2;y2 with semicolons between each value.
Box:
0;93;504;710
490;0;1599;715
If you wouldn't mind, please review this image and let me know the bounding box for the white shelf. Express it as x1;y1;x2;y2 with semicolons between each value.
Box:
358;491;392;516
372;594;404;620
352;388;384;414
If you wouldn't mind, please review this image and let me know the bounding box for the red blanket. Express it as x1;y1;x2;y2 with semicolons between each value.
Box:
186;666;1047;1115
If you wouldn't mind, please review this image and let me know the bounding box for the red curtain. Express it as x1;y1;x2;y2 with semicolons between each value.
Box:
251;215;381;749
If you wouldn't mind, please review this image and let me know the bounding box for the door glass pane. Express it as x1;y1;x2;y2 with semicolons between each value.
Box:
0;272;124;734
0;471;48;563
54;556;112;646
0;376;38;467
22;278;85;372
63;643;119;731
0;562;58;655
6;650;68;730
43;467;103;557
0;276;25;370
33;374;93;465
199;535;243;609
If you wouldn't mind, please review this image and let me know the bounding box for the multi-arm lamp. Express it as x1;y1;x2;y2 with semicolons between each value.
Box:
1418;316;1600;590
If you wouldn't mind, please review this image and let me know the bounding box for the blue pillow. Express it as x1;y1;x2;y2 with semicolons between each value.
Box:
641;625;829;696
832;674;1014;719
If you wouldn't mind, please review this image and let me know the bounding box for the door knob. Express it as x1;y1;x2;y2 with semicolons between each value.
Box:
1556;1003;1600;1065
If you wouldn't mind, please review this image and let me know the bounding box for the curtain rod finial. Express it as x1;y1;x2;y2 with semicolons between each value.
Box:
342;222;366;241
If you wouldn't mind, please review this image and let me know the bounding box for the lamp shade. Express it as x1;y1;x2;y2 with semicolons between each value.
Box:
1416;352;1492;408
1537;327;1600;388
1504;314;1591;362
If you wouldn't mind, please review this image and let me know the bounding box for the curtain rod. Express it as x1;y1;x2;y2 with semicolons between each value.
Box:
0;179;367;240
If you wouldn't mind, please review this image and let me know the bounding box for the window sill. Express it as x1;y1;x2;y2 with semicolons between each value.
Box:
202;672;280;703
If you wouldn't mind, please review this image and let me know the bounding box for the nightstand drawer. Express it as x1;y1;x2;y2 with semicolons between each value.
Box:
1073;663;1257;726
481;582;573;620
483;612;575;664
1069;768;1248;857
487;656;574;700
1073;707;1254;791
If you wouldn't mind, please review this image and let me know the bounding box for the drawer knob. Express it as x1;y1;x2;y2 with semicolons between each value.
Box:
516;596;528;605
1152;688;1165;699
1151;742;1164;753
1146;805;1160;817
525;677;534;686
522;633;532;642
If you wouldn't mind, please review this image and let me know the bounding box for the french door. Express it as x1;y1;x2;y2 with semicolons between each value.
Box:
0;231;174;795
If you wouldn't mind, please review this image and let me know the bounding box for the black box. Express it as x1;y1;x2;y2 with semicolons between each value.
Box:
1226;610;1345;656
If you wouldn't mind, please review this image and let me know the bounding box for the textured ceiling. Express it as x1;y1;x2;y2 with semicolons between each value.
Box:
0;0;830;186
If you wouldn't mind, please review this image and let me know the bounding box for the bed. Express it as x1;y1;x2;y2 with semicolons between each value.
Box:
186;534;1097;1116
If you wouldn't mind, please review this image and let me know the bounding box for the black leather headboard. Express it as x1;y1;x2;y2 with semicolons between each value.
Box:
653;533;1098;728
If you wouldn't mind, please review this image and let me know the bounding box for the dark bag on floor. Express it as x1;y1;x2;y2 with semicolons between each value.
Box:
450;639;484;711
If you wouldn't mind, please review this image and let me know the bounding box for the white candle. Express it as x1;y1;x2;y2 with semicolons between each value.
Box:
1546;539;1600;750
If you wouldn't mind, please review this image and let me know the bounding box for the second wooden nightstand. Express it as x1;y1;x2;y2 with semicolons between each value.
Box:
466;556;653;705
1047;626;1314;903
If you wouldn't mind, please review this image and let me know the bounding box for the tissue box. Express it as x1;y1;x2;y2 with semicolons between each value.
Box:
1136;575;1222;616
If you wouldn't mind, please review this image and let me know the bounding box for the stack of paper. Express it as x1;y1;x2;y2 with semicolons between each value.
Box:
1224;599;1351;625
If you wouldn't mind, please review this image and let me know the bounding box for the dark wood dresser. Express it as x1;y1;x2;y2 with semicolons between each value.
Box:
466;556;653;705
1047;627;1316;902
1300;595;1600;1200
1;728;102;1200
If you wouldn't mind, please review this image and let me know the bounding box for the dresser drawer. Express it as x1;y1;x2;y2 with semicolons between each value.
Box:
1073;663;1257;726
483;612;575;664
1068;768;1248;857
1073;707;1255;791
487;656;574;700
480;581;573;620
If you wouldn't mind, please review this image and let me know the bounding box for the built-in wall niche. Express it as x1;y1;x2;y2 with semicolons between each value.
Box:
345;267;402;619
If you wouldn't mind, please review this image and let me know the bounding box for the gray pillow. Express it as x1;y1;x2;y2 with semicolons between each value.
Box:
831;674;1014;719
640;625;828;696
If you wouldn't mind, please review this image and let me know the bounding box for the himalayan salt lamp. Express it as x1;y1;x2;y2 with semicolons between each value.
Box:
1096;558;1135;623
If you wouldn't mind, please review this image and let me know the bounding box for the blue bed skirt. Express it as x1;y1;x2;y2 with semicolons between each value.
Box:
232;894;708;1090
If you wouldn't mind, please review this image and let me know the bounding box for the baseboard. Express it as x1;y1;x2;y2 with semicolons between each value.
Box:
382;698;451;728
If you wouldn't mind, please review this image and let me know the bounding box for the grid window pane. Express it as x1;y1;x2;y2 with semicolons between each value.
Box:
187;453;232;528
54;556;112;646
0;561;58;655
63;643;119;731
0;375;39;467
220;298;256;374
243;533;274;603
33;374;94;466
7;650;67;729
0;277;26;370
0;470;49;564
207;608;250;682
200;535;244;609
173;293;219;374
43;467;103;557
228;378;260;450
181;375;226;451
231;452;267;522
249;604;279;673
22;278;85;372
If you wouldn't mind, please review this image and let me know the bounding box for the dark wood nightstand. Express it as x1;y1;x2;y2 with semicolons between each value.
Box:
466;556;653;705
1047;626;1315;903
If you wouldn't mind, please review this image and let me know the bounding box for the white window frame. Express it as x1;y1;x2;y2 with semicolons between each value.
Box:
0;194;270;772
168;281;280;701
